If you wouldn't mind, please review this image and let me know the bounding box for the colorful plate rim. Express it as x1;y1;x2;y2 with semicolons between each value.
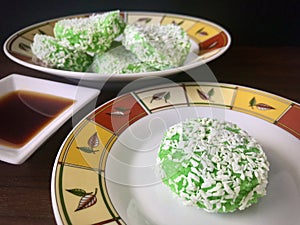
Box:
51;81;299;224
3;11;231;81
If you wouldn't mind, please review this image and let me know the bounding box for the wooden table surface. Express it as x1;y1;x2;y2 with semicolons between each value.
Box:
0;46;299;225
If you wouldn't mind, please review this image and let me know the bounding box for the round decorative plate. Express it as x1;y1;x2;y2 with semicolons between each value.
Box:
4;11;230;81
51;82;300;225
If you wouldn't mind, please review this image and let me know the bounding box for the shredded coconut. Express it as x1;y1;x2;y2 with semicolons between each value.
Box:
31;34;92;72
122;24;191;70
157;117;269;213
53;10;125;56
88;44;156;74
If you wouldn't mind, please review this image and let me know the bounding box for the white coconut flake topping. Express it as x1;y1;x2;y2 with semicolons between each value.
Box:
122;23;191;69
157;118;270;213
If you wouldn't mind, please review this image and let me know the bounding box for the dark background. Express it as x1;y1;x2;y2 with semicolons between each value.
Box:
0;2;299;225
1;0;299;46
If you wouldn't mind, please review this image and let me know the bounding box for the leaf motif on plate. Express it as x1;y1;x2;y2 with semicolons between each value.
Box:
66;188;91;197
19;43;31;52
164;92;171;103
197;88;214;101
107;111;126;116
88;132;100;148
249;97;257;109
199;31;208;36
150;91;168;103
208;41;218;49
136;17;152;24
172;20;184;26
106;107;130;117
249;97;275;110
38;29;46;35
75;188;98;212
195;27;208;36
197;89;209;100
255;103;275;110
207;88;215;98
66;188;98;212
76;132;100;154
76;146;99;154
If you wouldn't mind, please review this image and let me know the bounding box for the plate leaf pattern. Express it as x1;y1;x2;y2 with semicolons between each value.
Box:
136;17;152;24
164;91;171;103
77;132;100;154
66;188;98;212
38;29;46;35
88;132;100;148
66;188;91;197
19;43;31;52
208;41;218;49
106;107;130;117
249;97;275;110
197;88;214;101
195;27;208;36
172;20;184;26
255;103;276;110
150;91;171;103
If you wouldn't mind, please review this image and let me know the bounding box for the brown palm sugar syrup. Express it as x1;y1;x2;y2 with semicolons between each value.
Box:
0;90;74;148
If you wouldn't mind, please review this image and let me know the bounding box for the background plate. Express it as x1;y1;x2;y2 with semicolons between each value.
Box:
4;11;230;81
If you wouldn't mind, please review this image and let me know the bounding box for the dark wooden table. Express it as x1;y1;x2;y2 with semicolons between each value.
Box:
0;46;299;225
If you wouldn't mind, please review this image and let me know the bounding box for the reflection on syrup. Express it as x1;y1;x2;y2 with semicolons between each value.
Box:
0;90;74;148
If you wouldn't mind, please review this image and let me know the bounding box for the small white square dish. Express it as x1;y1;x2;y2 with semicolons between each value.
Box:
0;74;100;164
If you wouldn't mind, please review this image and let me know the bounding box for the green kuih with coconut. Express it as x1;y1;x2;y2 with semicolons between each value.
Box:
157;117;269;213
53;10;126;56
31;34;93;72
31;10;192;74
89;45;157;74
122;23;191;70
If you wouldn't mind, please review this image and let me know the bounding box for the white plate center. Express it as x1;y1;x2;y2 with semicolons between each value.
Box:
106;107;300;225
